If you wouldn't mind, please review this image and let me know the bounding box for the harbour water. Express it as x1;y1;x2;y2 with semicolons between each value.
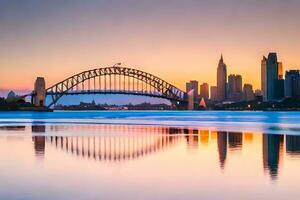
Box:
1;111;300;200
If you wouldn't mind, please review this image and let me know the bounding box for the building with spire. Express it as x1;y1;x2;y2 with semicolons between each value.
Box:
217;54;227;102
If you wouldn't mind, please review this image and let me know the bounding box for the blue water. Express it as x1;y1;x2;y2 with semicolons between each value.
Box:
1;111;300;200
0;111;300;135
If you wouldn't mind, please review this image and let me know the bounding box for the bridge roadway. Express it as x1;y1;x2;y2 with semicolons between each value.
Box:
30;65;195;109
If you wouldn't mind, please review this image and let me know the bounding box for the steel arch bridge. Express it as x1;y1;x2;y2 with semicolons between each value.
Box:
43;65;187;108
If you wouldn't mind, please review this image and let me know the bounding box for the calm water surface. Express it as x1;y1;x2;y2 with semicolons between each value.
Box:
1;111;300;200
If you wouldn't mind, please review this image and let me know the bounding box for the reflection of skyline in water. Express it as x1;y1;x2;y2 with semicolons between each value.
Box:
217;132;227;170
262;134;284;180
0;126;26;131
28;124;300;181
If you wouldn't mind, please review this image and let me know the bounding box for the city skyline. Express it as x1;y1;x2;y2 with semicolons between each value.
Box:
1;0;300;92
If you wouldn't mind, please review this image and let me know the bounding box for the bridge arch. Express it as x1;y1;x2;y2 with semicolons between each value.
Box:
44;65;187;108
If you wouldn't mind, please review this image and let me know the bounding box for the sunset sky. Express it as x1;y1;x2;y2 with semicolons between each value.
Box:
1;0;300;93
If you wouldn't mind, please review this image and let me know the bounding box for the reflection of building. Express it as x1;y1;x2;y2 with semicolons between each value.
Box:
200;130;209;145
217;132;227;169
217;55;227;102
32;125;46;133
228;132;242;150
262;134;283;180
286;135;300;156
186;129;199;149
244;133;253;143
0;126;25;131
32;125;46;159
32;136;46;159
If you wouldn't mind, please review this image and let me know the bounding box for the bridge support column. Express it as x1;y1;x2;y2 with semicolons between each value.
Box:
187;90;194;110
33;77;46;107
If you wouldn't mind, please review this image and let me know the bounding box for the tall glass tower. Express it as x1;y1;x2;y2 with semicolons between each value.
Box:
261;56;267;101
266;53;279;101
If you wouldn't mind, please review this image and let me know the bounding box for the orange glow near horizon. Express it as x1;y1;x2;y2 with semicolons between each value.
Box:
1;1;300;91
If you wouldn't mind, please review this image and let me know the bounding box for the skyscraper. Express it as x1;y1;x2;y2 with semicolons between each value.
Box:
217;54;227;102
200;82;209;99
266;53;279;101
274;79;285;100
210;86;218;101
261;56;267;100
228;74;243;102
285;70;300;98
243;84;254;101
186;80;199;99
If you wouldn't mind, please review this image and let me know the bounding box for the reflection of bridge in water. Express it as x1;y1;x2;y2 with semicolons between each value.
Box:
47;133;182;162
32;125;187;162
30;125;300;180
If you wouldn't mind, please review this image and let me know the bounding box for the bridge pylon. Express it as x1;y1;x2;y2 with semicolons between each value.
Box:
33;77;46;107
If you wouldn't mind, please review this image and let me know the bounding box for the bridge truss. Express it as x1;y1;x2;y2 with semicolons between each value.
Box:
45;66;187;108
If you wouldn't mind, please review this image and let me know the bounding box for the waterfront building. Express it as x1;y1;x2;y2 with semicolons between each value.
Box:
200;82;209;99
261;56;267;100
243;84;254;101
186;80;199;99
210;86;218;101
254;89;263;102
228;74;243;102
274;79;285;100
285;70;300;98
217;55;227;102
255;89;262;96
266;53;279;101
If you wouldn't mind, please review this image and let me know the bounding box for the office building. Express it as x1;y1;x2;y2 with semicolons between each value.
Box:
243;84;254;101
210;86;218;101
266;53;279;101
261;56;267;100
186;80;199;99
228;74;243;102
200;82;209;99
285;70;300;98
